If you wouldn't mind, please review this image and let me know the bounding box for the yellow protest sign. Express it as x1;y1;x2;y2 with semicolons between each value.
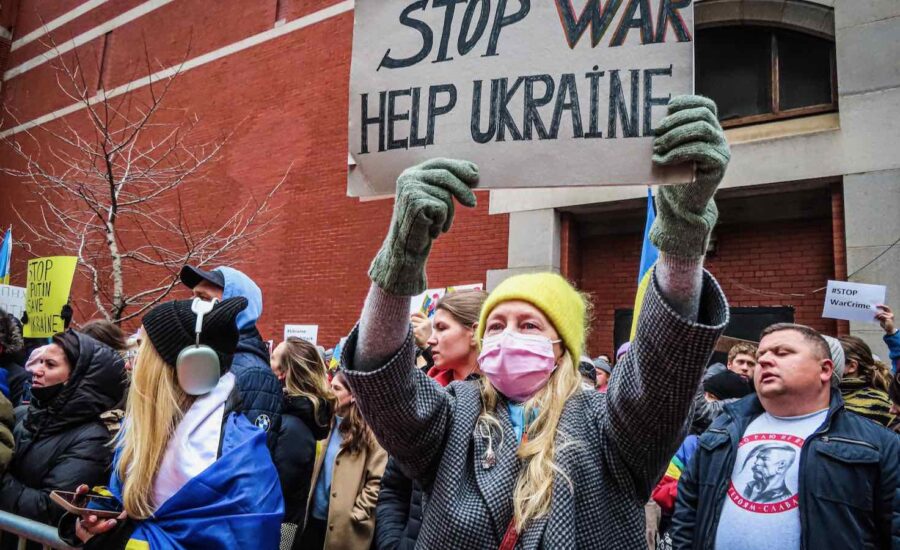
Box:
23;256;78;338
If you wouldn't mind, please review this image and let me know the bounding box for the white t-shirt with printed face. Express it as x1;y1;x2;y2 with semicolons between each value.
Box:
713;409;828;550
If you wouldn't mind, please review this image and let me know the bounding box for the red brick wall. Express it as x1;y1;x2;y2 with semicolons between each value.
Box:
0;1;509;347
579;216;839;358
830;182;849;336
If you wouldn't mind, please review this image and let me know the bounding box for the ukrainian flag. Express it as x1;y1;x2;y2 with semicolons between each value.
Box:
629;189;658;339
0;229;11;285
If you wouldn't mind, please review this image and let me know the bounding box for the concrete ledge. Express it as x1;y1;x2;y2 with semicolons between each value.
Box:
696;0;835;38
726;113;840;145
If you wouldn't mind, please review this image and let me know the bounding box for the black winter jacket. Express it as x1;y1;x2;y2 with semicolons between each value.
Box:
231;328;282;445
375;457;424;550
672;389;900;550
0;333;126;526
275;395;331;525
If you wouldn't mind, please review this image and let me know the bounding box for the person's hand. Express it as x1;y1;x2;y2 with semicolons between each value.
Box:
72;485;126;543
650;95;730;257
369;159;479;295
411;312;433;349
876;305;896;335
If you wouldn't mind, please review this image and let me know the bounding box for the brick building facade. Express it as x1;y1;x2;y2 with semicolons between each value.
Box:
1;0;897;356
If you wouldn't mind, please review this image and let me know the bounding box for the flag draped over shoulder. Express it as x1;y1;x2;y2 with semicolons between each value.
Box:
629;189;659;340
112;413;284;550
0;229;11;285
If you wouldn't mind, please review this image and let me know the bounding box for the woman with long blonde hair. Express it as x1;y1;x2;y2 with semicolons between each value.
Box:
342;94;732;548
269;337;335;535
59;297;283;549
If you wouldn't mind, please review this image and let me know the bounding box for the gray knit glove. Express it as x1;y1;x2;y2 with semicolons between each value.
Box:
650;95;730;257
369;158;479;295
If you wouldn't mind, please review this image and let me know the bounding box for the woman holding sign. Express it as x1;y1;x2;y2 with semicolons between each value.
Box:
339;95;731;548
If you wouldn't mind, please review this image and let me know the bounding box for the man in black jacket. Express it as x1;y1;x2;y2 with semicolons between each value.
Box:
672;323;899;550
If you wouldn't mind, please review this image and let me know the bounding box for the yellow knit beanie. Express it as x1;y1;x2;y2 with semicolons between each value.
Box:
477;272;587;362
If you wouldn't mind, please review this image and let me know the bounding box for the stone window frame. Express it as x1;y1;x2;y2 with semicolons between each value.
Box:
695;0;837;128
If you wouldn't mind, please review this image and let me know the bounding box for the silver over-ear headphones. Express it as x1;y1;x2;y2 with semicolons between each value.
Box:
176;298;221;395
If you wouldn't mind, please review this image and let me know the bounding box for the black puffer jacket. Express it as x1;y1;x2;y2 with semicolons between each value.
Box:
275;395;331;525
375;457;424;550
231;328;282;444
0;332;126;525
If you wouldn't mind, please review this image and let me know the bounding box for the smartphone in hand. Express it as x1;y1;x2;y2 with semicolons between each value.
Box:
50;490;123;519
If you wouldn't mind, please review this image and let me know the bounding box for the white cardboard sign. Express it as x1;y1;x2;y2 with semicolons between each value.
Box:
284;324;319;345
0;285;25;319
348;0;695;197
821;280;886;323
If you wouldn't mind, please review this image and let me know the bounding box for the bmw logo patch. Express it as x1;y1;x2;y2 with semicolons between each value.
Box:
255;414;271;432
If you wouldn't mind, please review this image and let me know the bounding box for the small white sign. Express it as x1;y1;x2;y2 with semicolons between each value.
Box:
822;280;886;323
0;285;26;319
284;324;319;345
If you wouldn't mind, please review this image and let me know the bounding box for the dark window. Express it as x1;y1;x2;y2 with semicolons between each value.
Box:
697;26;837;127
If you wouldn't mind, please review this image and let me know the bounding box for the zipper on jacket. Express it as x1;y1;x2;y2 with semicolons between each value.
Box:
819;435;878;451
797;405;840;550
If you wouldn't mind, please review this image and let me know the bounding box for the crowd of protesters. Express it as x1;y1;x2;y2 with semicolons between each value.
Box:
0;95;895;549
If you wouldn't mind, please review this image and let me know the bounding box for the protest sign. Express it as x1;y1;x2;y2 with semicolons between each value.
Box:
822;280;886;323
0;285;26;319
23;256;78;338
284;324;319;345
348;0;694;197
410;283;484;318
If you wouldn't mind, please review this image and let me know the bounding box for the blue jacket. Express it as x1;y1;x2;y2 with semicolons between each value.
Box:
216;267;283;445
671;389;900;550
884;330;899;374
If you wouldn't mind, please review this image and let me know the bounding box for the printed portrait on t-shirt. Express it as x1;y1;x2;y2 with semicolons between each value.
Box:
739;443;797;503
726;433;804;513
714;411;828;549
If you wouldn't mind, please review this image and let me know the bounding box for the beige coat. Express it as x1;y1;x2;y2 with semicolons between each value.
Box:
306;421;388;550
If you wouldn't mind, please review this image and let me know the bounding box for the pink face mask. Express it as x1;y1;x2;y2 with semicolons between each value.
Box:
477;331;560;403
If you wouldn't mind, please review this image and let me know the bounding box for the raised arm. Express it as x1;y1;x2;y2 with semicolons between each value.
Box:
344;159;479;485
602;96;730;498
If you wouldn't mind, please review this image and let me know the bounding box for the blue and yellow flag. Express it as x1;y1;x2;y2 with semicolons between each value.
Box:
112;413;283;550
0;229;11;285
629;189;659;340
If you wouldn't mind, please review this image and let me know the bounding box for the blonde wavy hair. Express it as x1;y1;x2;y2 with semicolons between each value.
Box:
477;351;582;531
281;337;335;426
116;338;194;519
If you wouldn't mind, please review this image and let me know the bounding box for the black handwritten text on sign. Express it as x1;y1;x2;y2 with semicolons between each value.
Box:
348;0;695;196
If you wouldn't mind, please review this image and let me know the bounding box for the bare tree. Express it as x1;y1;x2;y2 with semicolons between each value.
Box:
1;42;286;322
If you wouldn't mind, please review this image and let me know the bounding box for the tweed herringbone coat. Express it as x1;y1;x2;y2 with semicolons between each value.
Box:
343;272;729;549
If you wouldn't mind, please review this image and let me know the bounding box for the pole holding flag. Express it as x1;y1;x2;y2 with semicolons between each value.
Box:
0;228;12;285
629;189;659;340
